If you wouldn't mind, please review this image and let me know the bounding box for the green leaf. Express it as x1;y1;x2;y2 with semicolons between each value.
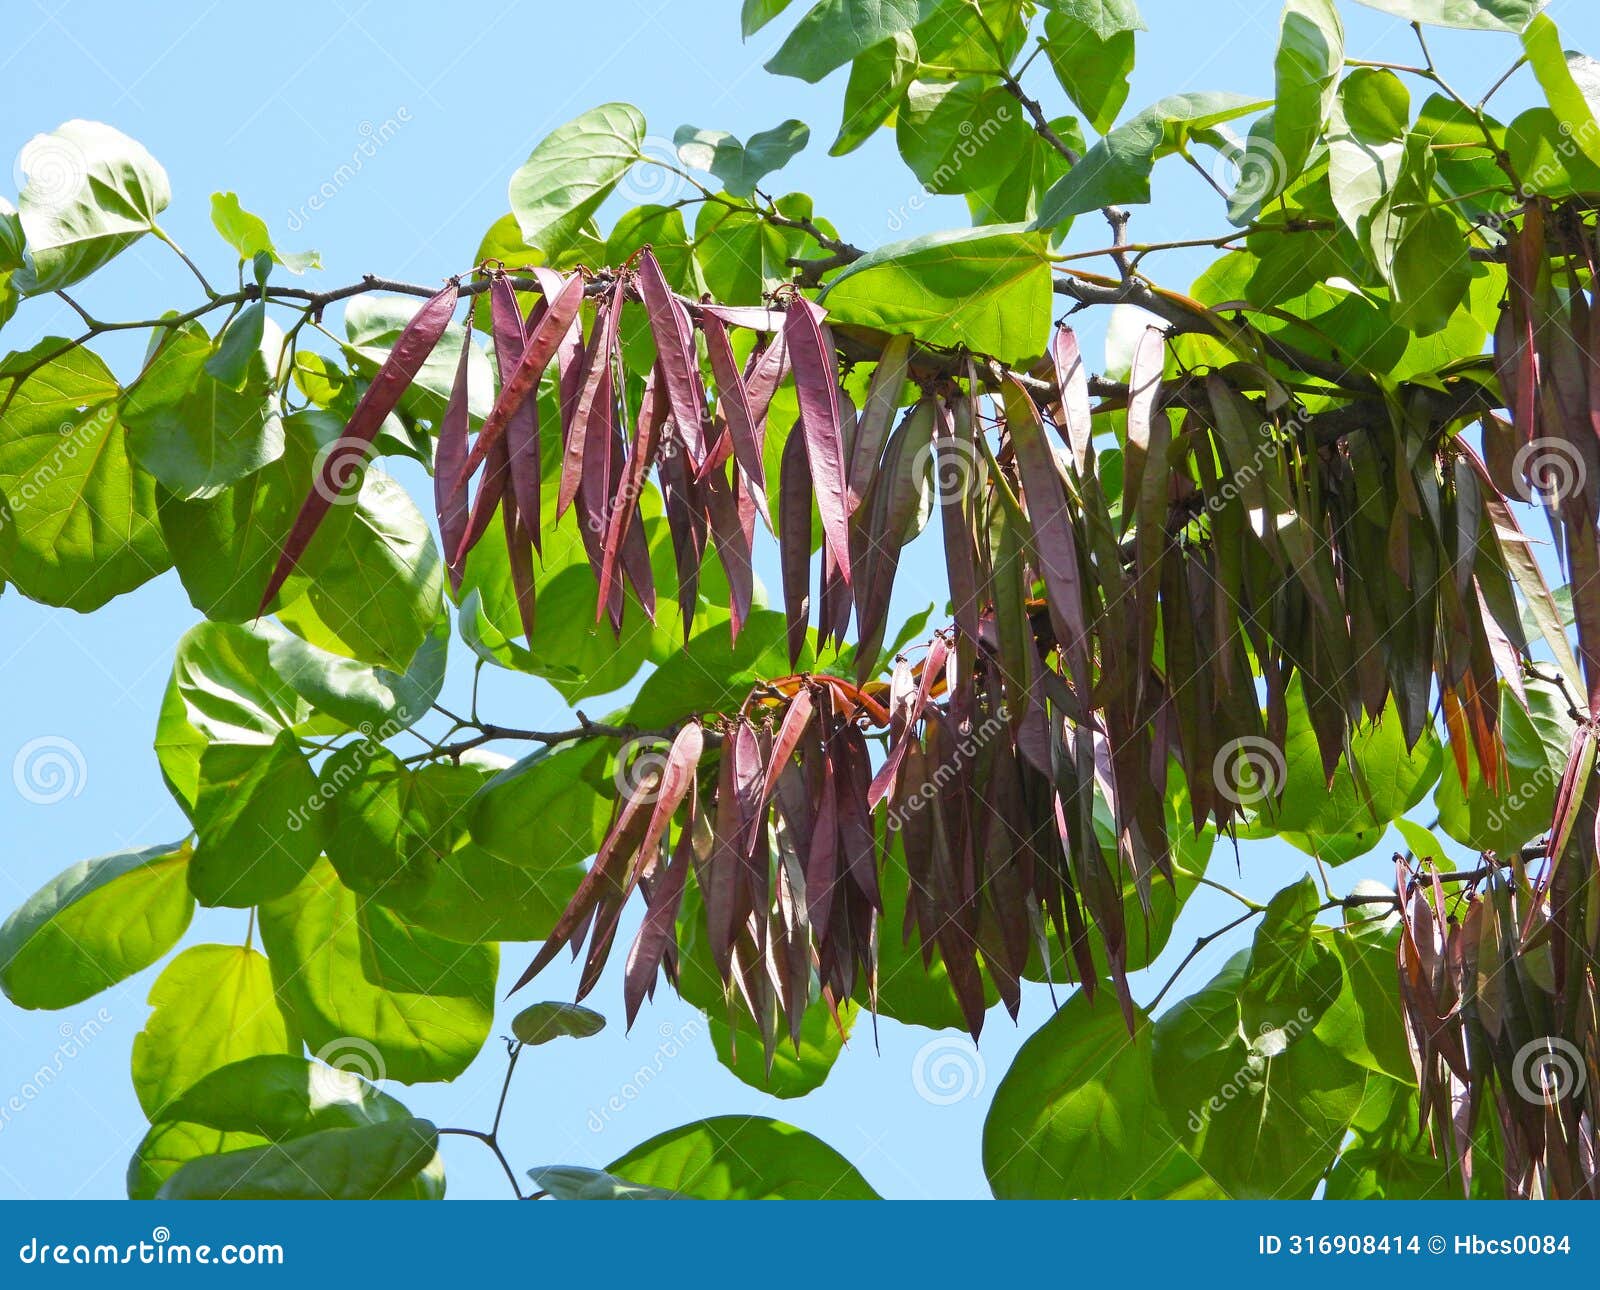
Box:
12;120;169;294
1506;106;1600;198
343;298;493;422
1389;204;1473;336
1328;95;1407;245
189;731;323;908
210;192;320;274
1240;876;1344;1035
0;841;193;1009
820;224;1052;364
511;1001;607;1045
1033;92;1265;226
1521;14;1600;171
1042;10;1137;136
154;621;310;811
1152;953;1375;1198
159;1053;410;1140
1394;816;1455;868
205;302;268;388
157;1117;443;1200
122;321;285;500
1250;685;1442;858
322;745;483;907
709;998;856;1098
1354;0;1543;32
1042;0;1145;40
131;944;301;1119
1316;921;1413;1083
606;1116;880;1198
275;456;444;671
156;436;309;623
675;120;810;198
509;103;647;256
895;81;1035;195
265;617;445;735
628;610;804;728
765;0;929;83
127;1121;269;1200
1228;0;1343;223
0;345;170;610
692;203;796;305
386;839;584;945
831;32;918;156
468;741;613;870
259;860;495;1083
0;196;25;271
984;994;1213;1199
1342;68;1411;141
742;0;797;35
1325;1083;1499;1198
1436;677;1572;853
528;1165;679;1199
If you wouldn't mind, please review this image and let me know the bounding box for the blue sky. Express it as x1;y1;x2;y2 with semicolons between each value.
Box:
1;0;1595;1201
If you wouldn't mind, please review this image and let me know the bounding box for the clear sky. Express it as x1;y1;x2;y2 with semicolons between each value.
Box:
1;0;1595;1201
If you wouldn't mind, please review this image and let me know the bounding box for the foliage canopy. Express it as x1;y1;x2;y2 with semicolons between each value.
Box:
4;0;1600;1200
